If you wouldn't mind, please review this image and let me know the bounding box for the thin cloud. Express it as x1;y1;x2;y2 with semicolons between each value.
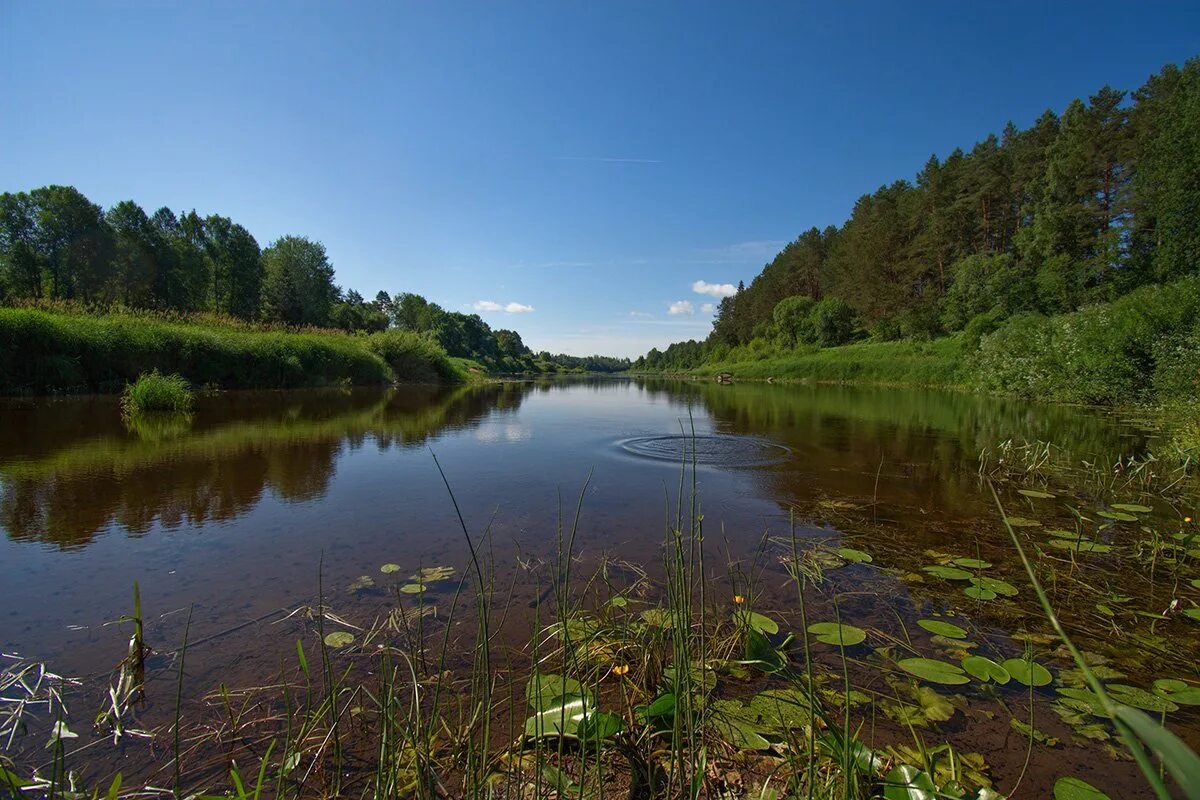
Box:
692;280;737;298
701;303;715;313
473;300;536;314
554;156;664;164
668;300;695;315
626;311;655;318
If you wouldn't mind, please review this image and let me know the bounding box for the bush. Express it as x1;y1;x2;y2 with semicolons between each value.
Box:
366;329;457;384
812;297;856;346
974;278;1200;404
942;253;1035;331
121;371;193;415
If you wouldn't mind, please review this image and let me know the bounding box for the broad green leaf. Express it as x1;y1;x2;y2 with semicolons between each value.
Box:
1111;503;1152;513
1096;509;1138;522
916;618;967;639
399;582;425;594
897;658;970;685
641;608;671;627
914;686;955;722
526;673;587;711
1106;683;1178;713
524;694;590;737
882;764;937;800
964;585;997;601
952;557;992;569
575;710;624;742
1113;705;1200;799
922;565;973;580
323;631;354;648
962;655;1011;684
745;628;785;672
835;547;873;563
1018;489;1056;499
970;576;1018;596
807;622;867;646
1002;658;1052;687
1153;679;1200;706
1047;539;1112;553
644;693;676;717
380;563;401;574
749;688;812;730
736;609;780;635
1053;776;1111;800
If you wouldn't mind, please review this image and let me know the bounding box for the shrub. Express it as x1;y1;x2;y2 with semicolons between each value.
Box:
942;253;1036;331
812;297;856;346
121;371;193;415
366;329;458;384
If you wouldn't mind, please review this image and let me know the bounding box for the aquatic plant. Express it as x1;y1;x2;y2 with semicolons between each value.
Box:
120;371;193;415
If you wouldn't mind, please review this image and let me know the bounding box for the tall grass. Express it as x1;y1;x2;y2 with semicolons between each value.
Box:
120;372;193;415
0;307;460;394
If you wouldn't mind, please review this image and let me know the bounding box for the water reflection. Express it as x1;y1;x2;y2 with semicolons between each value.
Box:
0;383;535;547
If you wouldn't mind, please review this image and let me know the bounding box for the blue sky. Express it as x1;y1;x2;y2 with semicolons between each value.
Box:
2;2;1198;357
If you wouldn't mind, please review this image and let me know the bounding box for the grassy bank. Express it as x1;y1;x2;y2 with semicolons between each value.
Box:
686;336;967;388
0;307;463;394
651;278;1200;408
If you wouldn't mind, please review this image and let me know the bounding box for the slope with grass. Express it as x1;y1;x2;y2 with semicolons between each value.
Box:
0;307;464;394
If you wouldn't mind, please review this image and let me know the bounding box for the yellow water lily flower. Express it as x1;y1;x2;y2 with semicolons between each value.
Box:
733;594;745;605
611;664;630;676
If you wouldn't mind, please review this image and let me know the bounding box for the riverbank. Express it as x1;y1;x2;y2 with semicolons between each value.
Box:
0;307;465;394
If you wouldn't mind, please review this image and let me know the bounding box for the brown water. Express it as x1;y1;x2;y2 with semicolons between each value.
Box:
1;378;1196;796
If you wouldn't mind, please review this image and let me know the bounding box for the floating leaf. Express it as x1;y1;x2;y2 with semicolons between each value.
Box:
952;557;992;569
807;622;867;646
608;596;628;608
1005;517;1042;527
1047;539;1112;553
1002;658;1052;687
709;699;771;750
737;610;780;635
527;673;587;711
962;655;1011;684
399;583;425;594
575;710;624;742
1106;683;1178;713
1011;717;1058;746
917;619;968;639
1053;776;1111;800
1096;509;1138;522
914;685;956;722
897;658;970;685
411;566;455;582
835;547;873;563
1153;679;1200;706
970;576;1019;597
380;563;402;574
323;631;355;648
923;565;973;580
749;688;812;730
347;575;375;591
1111;503;1152;513
1018;489;1056;499
964;585;997;601
1185;608;1200;622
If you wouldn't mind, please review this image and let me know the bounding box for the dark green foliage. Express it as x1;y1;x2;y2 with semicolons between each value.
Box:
260;236;339;326
647;57;1200;407
973;278;1200;404
121;371;193;414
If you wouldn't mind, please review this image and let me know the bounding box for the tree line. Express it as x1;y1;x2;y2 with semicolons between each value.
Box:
0;187;628;373
639;57;1200;370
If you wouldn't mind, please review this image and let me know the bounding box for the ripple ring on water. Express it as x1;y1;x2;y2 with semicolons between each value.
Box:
617;434;791;467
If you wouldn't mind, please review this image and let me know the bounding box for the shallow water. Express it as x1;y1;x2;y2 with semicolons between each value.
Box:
1;377;1196;795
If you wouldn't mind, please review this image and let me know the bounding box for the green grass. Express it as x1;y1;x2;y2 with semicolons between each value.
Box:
0;307;461;394
687;336;968;388
119;371;193;415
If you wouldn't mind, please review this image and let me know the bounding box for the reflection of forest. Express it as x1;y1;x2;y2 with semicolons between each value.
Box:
632;378;1152;510
0;384;533;547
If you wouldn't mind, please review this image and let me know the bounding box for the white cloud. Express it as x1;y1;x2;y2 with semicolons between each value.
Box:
668;300;695;315
473;300;535;314
691;280;737;298
701;303;715;313
626;311;654;318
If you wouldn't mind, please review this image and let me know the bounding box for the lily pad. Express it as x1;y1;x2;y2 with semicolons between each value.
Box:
380;563;402;574
399;582;426;594
737;610;780;635
970;576;1019;597
347;575;375;591
897;657;970;685
1018;489;1056;499
964;585;998;601
835;547;873;563
807;622;867;646
952;557;992;569
923;565;973;580
1152;679;1200;706
1002;658;1052;687
1096;509;1138;522
1111;503;1152;513
1005;516;1042;527
1106;683;1178;713
1047;539;1113;554
962;655;1011;684
411;566;455;582
917;618;968;639
1053;776;1111;800
323;631;355;648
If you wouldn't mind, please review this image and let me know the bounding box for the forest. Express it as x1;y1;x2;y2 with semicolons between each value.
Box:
636;58;1200;405
0;188;628;378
